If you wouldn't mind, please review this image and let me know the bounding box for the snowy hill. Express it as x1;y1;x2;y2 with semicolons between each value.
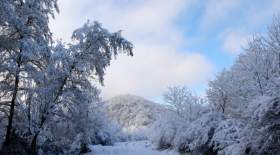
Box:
105;94;163;137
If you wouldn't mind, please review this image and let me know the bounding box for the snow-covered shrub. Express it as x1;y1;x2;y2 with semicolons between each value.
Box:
151;110;225;154
210;96;280;155
89;109;119;146
38;99;120;155
211;119;245;155
150;110;184;150
174;112;225;154
245;96;280;155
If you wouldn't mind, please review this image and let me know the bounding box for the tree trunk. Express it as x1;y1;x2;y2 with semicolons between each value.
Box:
28;62;76;154
27;94;32;134
31;133;38;155
255;72;264;95
278;53;280;75
4;55;22;145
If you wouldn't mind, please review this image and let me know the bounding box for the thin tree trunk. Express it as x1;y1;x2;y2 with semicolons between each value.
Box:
29;63;76;153
27;94;32;134
278;53;280;74
255;72;264;95
31;133;38;155
4;54;22;145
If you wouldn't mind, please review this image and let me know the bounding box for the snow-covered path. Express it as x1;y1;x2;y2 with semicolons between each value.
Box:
86;141;179;155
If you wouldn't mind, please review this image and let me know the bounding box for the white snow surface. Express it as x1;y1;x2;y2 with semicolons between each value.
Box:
86;141;179;155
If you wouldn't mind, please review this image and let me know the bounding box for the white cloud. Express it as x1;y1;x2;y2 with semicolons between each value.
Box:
103;44;212;99
200;0;243;31
199;0;280;55
245;0;280;28
220;29;249;55
50;0;213;99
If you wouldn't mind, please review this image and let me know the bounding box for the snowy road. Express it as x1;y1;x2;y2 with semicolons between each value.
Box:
86;141;179;155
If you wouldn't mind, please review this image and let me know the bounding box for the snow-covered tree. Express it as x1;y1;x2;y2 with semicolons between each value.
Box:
24;21;133;154
205;16;280;154
163;86;205;121
0;1;133;154
152;15;280;155
208;27;280;117
207;69;241;115
150;109;184;150
0;0;58;147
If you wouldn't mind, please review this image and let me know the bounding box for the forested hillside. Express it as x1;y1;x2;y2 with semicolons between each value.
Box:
105;94;163;139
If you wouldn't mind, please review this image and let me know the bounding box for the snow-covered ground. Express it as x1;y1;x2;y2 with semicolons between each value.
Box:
86;141;179;155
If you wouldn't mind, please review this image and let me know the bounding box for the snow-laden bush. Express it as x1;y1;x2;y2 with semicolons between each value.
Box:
150;110;184;150
211;119;245;155
38;100;120;155
151;110;225;154
245;96;280;155
152;95;280;155
210;96;280;155
173;112;225;154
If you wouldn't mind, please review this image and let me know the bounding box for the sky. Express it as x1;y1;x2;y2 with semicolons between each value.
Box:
49;0;280;103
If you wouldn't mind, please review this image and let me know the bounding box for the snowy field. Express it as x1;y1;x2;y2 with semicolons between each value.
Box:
86;141;179;155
